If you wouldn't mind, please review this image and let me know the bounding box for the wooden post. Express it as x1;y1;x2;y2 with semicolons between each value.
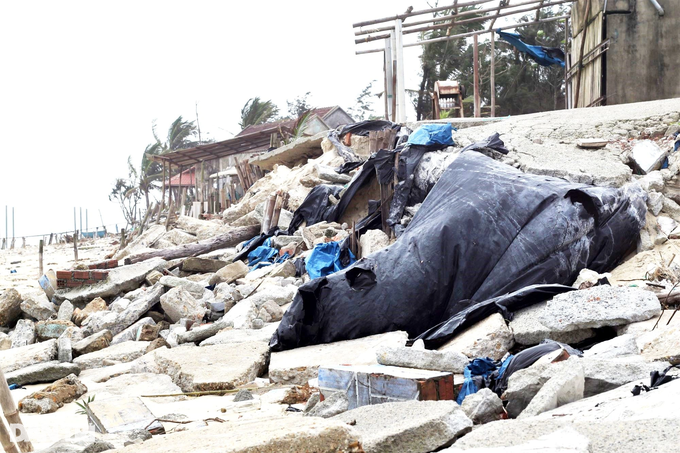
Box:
167;163;174;219
73;231;78;261
564;17;570;109
38;240;43;276
270;195;283;232
48;233;53;245
0;367;33;452
0;419;19;453
21;238;25;249
9;239;14;250
178;165;184;217
157;161;166;224
261;194;277;234
369;131;378;154
490;31;496;117
165;199;174;230
574;0;592;109
473;33;481;118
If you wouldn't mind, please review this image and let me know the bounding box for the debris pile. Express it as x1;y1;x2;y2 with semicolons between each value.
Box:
2;99;680;452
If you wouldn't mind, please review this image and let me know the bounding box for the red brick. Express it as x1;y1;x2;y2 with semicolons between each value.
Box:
92;271;108;280
56;271;72;280
66;280;83;288
73;271;90;279
106;259;119;269
84;280;97;285
57;280;67;288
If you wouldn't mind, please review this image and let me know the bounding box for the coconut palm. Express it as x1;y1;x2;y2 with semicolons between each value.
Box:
239;97;279;130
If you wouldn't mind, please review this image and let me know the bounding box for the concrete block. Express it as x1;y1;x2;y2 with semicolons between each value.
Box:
376;346;469;373
439;313;514;361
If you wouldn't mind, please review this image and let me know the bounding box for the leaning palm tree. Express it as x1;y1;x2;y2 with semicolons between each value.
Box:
239;97;279;130
155;116;197;152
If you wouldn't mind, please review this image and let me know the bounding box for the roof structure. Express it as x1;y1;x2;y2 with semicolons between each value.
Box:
167;167;196;187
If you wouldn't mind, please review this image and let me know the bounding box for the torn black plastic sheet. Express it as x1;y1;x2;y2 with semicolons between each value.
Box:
270;151;646;351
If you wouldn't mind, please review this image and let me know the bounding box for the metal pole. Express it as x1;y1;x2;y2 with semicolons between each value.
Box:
384;36;394;121
490;31;496;117
473;33;481;118
394;19;406;123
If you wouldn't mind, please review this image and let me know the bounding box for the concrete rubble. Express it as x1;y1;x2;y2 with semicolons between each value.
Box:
2;98;680;452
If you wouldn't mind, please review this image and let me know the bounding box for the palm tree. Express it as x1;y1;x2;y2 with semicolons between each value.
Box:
239;97;279;130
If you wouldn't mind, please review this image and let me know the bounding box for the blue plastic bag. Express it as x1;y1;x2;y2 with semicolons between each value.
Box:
407;124;455;147
306;241;356;280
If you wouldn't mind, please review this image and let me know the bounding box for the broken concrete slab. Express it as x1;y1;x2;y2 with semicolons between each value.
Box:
0;332;10;350
519;359;584;418
35;319;76;341
208;260;249;286
0;339;57;373
180;257;229;273
176;319;231;344
57;326;79;362
73;296;108;326
160;287;206;323
581;356;670;397
251;132;326;171
159;275;206;297
460;388;505;425
306;391;350;418
442;427;591;453
640;324;680;364
54;258;168;304
57;299;74;321
40;429;152;453
19;373;87;414
5;361;80;386
269;331;408;385
583;334;639;359
439;313;515;361
199;322;279;346
9;319;36;348
73;329;113;356
314;163;352;184
359;229;390;258
618;309;680;336
268;261;296;278
92;373;184;403
87;396;164;434
334;400;473;453
111;317;156;345
20;290;57;320
152;341;269;392
539;286;661;332
376;346;469;373
509;302;595;346
222;300;257;329
631;140;666;174
74;340;150;370
0;288;22;326
106;415;361;453
240;284;297;309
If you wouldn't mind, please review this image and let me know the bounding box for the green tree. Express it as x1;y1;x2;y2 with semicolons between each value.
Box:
286;92;312;119
348;81;377;121
109;157;142;229
239;97;279;129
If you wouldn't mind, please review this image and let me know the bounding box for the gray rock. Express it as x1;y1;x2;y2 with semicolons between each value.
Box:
222;300;257;329
631;140;666;174
314;164;352;184
260;301;283;323
268;261;296;279
240;285;297;309
270;235;303;249
359;229;390;258
9;319;35;348
461;388;505;425
110;317;156;345
57;300;75;321
333;400;473;453
640;324;680;364
257;307;272;323
0;288;22;326
509;302;595;346
505;361;566;418
20;291;57;320
36;319;76;341
584;334;639;359
0;339;57;373
5;361;81;386
111;285;164;336
73;330;113;356
176;319;232;344
304;392;321;413
539;286;661;332
376;346;469;373
519;359;584;418
19;373;87;414
109;298;130;313
57;327;82;362
618;309;680;336
663;197;680;222
638;171;665;192
582;356;670;397
208;261;249;286
199;322;279;346
442;427;591;453
233;389;254;402
647;191;664;216
439;313;514;361
181;257;229;273
145;270;163;286
39;432;115;453
0;332;11;350
54;258;167;304
251;318;264;329
159;275;206;298
74;340;149;370
306;392;349;418
160;287;206;324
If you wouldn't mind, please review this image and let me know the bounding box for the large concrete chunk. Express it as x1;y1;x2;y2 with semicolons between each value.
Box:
111;317;155;345
152;342;269;392
35;319;76;341
0;339;57;373
72;297;107;326
208;261;249;286
581;356;670;397
5;361;81;386
9;319;36;348
181;257;229;273
0;288;22;326
54;258;167;303
509;302;595;346
631;140;666;174
442;427;591;453
460;388;505;425
539;286;661;332
583;334;639;359
240;285;297;308
20;291;56;320
269;331;409;385
19;374;87;414
160;287;206;323
334;401;473;453
73;329;113;356
107;416;361;453
251;132;325;171
376;346;469;373
640;324;680;364
519;360;584;418
359;229;390;258
439;314;514;361
159;275;206;297
199;322;279;346
74;340;150;370
618;309;680;336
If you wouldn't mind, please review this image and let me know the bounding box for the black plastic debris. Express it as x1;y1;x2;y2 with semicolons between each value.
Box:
632;365;680;396
270;151;646;351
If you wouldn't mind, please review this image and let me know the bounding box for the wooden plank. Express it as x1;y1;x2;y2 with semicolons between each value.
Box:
573;0;593;108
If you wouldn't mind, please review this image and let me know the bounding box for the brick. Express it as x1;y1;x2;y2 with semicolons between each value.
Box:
92;271;108;280
106;259;119;269
73;271;90;280
56;271;72;280
84;280;97;285
57;280;67;289
66;280;84;288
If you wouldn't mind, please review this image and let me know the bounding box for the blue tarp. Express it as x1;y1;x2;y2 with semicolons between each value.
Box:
497;30;565;67
457;356;513;404
306;241;356;280
407;124;455;147
247;237;290;271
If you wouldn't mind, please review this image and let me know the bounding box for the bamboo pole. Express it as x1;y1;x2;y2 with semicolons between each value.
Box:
473;34;481;118
0;367;32;452
261;195;277;234
270;194;283;232
157;161;166;224
490;31;496;117
353;0;495;28
573;0;592;109
0;419;19;453
38;240;43;276
73;231;78;261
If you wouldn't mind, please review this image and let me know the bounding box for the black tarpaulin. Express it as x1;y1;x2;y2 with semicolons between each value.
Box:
270;151;647;351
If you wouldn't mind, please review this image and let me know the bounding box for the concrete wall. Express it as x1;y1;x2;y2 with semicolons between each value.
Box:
605;0;680;105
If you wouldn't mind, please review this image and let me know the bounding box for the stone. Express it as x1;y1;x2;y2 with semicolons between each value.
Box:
35;319;76;341
9;319;36;348
519;360;585;418
334;400;473;453
20;290;56;320
376;346;469;373
0;288;22;326
222;300;257;329
233;389;254;402
151;342;269;392
658;215;678;236
146;337;169;353
54;258;168;304
257;307;272;323
107;285;164;336
176;318;231;344
261;299;284;322
314;164;353;184
583;334;639;359
269;331;409;385
509;302;595;346
461;388;505;425
137;322;163;341
208;261;249;286
504;360;567;418
145;270;163;286
631;140;666;174
19;374;87;414
57;299;75;321
73;330;113;357
57;327;80;362
181;257;229;273
640;324;680;364
0;339;57;373
111;317;156;345
159;287;206;324
199;322;279;346
270;235;304;249
647;191;664;215
74;340;149;370
252;318;264;329
5;361;81;386
439;314;514;361
240;284;297;309
72;297;108;326
581;356;669;397
539;286;661;332
304;392;321;413
638;171;665;192
359;229;390;258
105;415;361;453
306;392;349;418
663;196;680;222
159;275;206;298
617;309;680;336
40;430;154;453
0;332;11;350
268;261;296;278
442;427;591;453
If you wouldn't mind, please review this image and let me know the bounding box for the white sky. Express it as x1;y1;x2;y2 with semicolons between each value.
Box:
0;1;519;242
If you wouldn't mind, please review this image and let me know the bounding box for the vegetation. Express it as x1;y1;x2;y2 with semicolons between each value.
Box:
239;97;279;130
